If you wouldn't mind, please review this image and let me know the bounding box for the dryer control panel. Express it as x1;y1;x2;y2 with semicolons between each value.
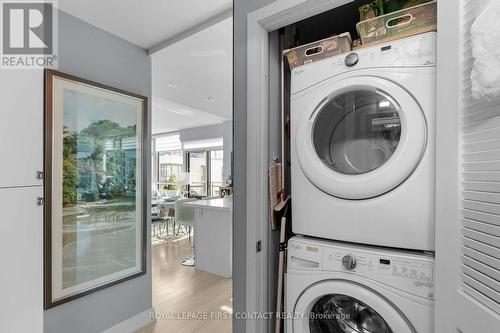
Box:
290;32;436;95
288;237;435;300
345;32;436;68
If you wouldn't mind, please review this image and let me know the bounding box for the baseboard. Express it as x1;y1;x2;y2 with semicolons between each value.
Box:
102;307;155;333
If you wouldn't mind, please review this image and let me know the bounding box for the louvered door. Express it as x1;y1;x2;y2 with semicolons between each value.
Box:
435;0;500;331
460;0;500;317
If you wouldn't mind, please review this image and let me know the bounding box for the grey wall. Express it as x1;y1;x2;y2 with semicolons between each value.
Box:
178;123;224;142
233;1;276;332
44;11;152;333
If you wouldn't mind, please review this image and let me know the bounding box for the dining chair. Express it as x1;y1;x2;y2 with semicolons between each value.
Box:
174;198;197;266
174;198;197;242
157;202;175;239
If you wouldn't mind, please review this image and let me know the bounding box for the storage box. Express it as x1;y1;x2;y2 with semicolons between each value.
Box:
383;0;432;14
359;0;385;22
356;0;436;47
284;33;352;69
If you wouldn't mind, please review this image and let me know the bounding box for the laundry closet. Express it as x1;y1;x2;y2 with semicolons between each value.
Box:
263;0;500;332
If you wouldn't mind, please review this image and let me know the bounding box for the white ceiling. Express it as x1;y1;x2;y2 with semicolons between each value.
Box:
152;97;227;134
59;0;233;134
151;17;232;134
59;0;232;49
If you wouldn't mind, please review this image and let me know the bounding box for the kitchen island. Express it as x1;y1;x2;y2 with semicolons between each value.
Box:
184;197;232;278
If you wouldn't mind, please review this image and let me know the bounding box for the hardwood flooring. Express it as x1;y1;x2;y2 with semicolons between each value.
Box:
137;236;232;333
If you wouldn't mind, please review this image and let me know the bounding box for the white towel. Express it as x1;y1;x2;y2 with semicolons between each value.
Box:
471;0;500;99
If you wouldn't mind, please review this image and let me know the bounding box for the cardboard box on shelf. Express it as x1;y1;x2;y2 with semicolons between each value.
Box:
357;0;436;47
284;33;352;69
383;0;433;14
359;0;385;21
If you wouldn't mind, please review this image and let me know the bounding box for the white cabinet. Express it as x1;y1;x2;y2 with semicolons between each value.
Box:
0;186;43;333
194;206;232;278
0;70;44;188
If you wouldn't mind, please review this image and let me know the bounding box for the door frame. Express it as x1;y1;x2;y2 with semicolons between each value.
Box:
245;1;354;332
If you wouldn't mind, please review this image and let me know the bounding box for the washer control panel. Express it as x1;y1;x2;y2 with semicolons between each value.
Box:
288;238;435;300
378;257;433;282
327;247;433;299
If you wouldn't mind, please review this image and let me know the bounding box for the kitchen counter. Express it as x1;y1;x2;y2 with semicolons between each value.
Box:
184;197;232;212
186;197;232;278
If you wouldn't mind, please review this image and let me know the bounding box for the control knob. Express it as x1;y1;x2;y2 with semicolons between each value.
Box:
344;53;359;67
342;255;357;270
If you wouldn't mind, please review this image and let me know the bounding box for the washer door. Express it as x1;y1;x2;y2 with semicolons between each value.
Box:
295;76;427;199
293;280;414;333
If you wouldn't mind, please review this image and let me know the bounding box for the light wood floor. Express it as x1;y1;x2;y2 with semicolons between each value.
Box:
137;236;232;333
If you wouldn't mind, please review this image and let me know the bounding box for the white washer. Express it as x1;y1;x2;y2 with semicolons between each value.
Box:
291;33;436;251
285;236;434;333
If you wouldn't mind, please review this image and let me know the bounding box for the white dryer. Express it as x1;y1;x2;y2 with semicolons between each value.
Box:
285;236;435;333
291;33;436;251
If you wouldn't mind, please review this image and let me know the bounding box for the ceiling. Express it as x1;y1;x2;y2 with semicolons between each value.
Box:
151;17;232;134
152;97;227;134
59;0;232;49
59;1;233;134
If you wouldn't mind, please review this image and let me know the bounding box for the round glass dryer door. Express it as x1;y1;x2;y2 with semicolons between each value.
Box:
295;76;427;199
292;280;413;333
313;90;401;176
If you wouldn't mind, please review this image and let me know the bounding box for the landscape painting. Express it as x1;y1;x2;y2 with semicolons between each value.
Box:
44;70;147;308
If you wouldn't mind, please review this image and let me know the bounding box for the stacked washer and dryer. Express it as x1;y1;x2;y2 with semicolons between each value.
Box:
286;32;436;333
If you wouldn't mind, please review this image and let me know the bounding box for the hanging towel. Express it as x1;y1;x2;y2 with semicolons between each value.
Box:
269;163;282;230
471;0;500;99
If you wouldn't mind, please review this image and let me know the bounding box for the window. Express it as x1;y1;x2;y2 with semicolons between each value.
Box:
186;149;224;197
183;138;223;150
210;150;224;196
187;151;208;196
153;135;224;197
155;134;182;151
158;151;183;188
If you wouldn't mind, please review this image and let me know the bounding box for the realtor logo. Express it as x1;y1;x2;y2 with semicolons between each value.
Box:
1;0;58;68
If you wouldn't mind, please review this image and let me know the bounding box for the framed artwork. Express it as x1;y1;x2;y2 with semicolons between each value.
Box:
44;70;147;309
